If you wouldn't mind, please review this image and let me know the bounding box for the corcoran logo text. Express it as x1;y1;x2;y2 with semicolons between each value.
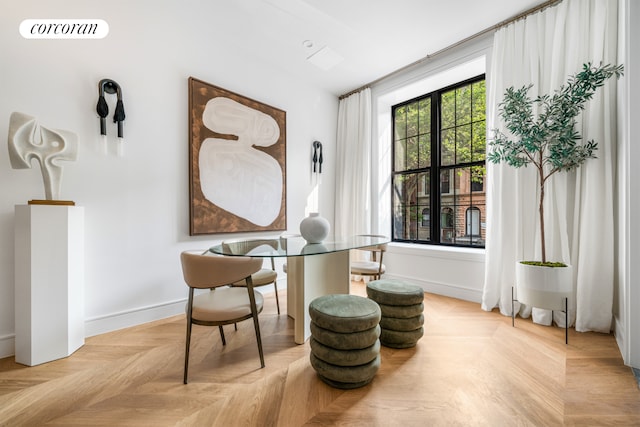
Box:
20;19;109;39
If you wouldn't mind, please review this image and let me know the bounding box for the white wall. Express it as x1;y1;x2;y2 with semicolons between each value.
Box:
616;0;640;369
0;1;338;358
370;34;493;303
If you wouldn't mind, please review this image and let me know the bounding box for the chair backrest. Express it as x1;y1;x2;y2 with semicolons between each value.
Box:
221;238;279;256
180;251;263;289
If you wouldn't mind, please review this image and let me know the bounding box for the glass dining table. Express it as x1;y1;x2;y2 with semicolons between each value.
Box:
209;234;388;344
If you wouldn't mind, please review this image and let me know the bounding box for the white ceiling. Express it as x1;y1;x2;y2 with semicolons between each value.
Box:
225;0;549;96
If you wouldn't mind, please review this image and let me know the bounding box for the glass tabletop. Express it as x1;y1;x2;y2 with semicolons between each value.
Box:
209;235;388;258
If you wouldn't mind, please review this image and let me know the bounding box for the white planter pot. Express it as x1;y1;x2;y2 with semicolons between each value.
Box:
515;262;572;311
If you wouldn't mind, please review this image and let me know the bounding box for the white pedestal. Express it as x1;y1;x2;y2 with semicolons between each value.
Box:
14;204;85;366
286;251;351;344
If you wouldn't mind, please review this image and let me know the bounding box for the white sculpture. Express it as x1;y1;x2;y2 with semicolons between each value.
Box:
8;112;78;200
199;97;282;226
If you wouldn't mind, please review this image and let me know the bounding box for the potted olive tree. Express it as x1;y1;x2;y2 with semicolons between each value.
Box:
488;62;623;310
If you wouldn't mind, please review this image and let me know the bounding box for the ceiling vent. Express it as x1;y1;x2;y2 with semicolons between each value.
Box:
306;46;343;71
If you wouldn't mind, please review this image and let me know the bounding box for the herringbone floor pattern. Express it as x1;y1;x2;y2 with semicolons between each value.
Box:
1;282;639;426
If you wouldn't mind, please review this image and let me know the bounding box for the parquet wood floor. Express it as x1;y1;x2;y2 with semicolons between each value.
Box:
1;282;639;426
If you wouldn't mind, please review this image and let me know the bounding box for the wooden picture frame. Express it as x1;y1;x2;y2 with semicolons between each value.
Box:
188;77;286;235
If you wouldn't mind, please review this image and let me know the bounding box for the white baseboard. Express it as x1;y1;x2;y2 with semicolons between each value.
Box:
2;276;469;360
0;333;15;359
1;282;287;359
381;273;483;303
85;299;188;338
0;301;188;359
614;315;627;364
85;282;287;338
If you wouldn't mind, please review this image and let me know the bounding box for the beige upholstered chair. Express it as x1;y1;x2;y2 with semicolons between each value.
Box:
223;239;281;314
350;235;387;281
180;251;265;384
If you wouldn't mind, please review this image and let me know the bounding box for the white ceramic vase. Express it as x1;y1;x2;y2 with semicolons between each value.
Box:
299;212;330;244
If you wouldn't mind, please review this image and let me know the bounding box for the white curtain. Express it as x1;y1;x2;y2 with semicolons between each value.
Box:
335;88;372;238
482;0;620;332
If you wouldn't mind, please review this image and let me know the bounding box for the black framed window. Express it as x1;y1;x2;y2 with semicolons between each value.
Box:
392;76;486;247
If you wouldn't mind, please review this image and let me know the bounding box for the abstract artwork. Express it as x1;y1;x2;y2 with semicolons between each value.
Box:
188;77;286;235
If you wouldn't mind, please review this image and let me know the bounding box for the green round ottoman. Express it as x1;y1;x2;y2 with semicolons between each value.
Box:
310;337;380;366
309;294;381;332
380;327;424;349
367;279;425;349
310;322;381;350
308;294;382;389
378;302;424;318
367;279;425;306
310;353;381;389
380;314;424;332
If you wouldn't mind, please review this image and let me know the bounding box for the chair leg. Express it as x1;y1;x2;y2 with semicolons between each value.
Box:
273;281;280;315
252;314;265;368
184;318;193;384
246;278;265;368
219;325;226;345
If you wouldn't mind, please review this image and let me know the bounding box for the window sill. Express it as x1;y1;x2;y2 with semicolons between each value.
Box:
387;242;485;263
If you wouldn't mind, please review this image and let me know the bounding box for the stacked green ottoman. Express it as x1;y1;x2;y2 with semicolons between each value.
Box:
308;294;381;389
366;279;424;348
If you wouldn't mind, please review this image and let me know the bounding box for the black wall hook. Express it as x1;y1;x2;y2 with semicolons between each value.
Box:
312;140;323;173
97;79;125;138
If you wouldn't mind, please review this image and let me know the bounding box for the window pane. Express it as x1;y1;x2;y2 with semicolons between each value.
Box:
407;102;418;138
440;169;451;194
445;167;486;246
393;174;405;206
418;205;431;241
418;172;431;240
407;137;418;170
456;124;472;164
393;204;405;240
393;175;406;239
472;80;486;122
454;167;467;198
441;169;457;242
456;85;472;126
466;207;480;236
441;90;455;129
471;166;485;193
394;106;406;140
395;139;406;171
440;205;455;243
441;128;455;166
419;133;431;168
392;173;422;240
465;206;484;247
419;99;431;135
418;172;430;197
472;121;486;162
406;173;418;205
406;205;417;240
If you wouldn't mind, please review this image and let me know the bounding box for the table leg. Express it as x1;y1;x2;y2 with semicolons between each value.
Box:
286;250;351;344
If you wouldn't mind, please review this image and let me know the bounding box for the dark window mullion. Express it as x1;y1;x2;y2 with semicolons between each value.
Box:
431;92;440;244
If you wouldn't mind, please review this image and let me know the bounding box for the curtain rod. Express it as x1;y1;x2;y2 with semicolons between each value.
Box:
338;0;562;100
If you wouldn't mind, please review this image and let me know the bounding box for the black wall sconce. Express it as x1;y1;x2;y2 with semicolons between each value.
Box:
312;140;323;174
96;78;125;156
